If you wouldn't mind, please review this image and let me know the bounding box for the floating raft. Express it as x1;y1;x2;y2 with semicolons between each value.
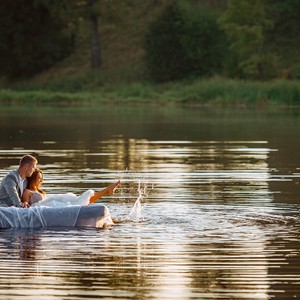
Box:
0;204;113;228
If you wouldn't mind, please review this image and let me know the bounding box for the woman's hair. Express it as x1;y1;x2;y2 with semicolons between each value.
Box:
27;168;45;195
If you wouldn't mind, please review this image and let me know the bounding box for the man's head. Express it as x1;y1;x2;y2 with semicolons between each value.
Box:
19;155;38;178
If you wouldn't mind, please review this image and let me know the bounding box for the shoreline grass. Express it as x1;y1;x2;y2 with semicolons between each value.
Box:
1;78;300;107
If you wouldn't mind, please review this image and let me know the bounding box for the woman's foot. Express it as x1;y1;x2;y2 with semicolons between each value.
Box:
106;180;121;196
112;217;121;224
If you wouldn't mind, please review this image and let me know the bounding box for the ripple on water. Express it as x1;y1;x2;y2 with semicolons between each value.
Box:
1;134;300;299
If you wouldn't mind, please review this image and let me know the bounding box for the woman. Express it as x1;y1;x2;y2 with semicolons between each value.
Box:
22;168;121;208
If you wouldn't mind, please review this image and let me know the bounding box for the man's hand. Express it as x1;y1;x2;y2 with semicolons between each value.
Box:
21;202;30;208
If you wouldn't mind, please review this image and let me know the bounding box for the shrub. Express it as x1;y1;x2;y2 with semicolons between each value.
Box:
219;0;277;79
0;0;76;80
144;0;227;82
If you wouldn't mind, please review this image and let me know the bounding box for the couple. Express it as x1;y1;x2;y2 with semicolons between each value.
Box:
0;154;121;208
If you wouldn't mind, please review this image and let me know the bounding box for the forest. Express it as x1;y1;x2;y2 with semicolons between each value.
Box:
0;0;300;106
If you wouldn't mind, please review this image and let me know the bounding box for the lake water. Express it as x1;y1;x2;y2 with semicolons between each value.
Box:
0;106;299;299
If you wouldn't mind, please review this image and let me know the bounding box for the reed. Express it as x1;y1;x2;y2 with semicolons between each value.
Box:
154;78;300;106
1;78;300;107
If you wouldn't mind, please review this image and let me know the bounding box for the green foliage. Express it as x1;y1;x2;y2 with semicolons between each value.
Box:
0;0;76;80
219;0;277;79
265;0;300;76
144;0;227;82
296;66;300;80
1;0;300;87
2;78;300;107
267;0;300;39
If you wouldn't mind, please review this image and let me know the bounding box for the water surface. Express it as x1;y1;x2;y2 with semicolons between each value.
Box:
0;106;299;299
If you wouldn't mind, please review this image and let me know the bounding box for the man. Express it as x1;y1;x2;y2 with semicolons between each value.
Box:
0;154;38;207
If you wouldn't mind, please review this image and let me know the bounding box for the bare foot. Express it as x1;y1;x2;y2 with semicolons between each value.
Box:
106;180;121;196
112;217;122;224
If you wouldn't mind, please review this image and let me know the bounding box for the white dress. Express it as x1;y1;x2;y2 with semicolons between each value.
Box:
30;190;94;207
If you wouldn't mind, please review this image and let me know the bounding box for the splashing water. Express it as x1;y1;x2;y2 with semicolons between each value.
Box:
126;180;147;222
113;171;153;222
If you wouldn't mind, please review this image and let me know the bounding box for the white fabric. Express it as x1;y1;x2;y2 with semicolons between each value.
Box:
0;204;114;228
30;192;44;204
18;173;25;197
0;189;115;228
32;189;94;208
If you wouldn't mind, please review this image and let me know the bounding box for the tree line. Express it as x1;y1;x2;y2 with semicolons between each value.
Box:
0;0;299;82
0;0;128;80
145;0;300;81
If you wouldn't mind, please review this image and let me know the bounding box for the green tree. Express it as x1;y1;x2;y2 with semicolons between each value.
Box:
219;0;276;79
87;0;102;69
145;1;226;82
266;0;300;77
0;0;75;80
267;0;300;38
76;0;129;69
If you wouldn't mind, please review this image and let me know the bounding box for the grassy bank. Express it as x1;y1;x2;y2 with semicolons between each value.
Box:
1;78;300;107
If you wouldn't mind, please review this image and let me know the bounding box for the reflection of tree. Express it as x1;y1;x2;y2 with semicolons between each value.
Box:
44;236;153;299
67;233;269;300
0;224;282;299
102;138;152;171
98;139;273;206
187;241;269;300
0;229;41;261
73;255;151;298
268;139;300;204
0;228;41;296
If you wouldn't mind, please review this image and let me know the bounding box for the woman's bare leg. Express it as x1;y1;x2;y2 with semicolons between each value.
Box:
89;180;121;204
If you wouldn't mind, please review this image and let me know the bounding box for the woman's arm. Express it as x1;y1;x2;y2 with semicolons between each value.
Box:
21;189;33;207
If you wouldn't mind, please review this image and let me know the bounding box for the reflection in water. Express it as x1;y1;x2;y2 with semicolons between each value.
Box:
0;108;300;299
104;139;274;208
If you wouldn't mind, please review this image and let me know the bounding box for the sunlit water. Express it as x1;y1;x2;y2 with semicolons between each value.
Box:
0;107;300;299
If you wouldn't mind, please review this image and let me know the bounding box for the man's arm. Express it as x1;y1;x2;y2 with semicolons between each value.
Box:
3;174;22;207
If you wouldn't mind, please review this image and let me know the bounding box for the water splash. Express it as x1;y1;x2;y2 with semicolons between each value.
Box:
113;171;153;222
126;180;147;222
